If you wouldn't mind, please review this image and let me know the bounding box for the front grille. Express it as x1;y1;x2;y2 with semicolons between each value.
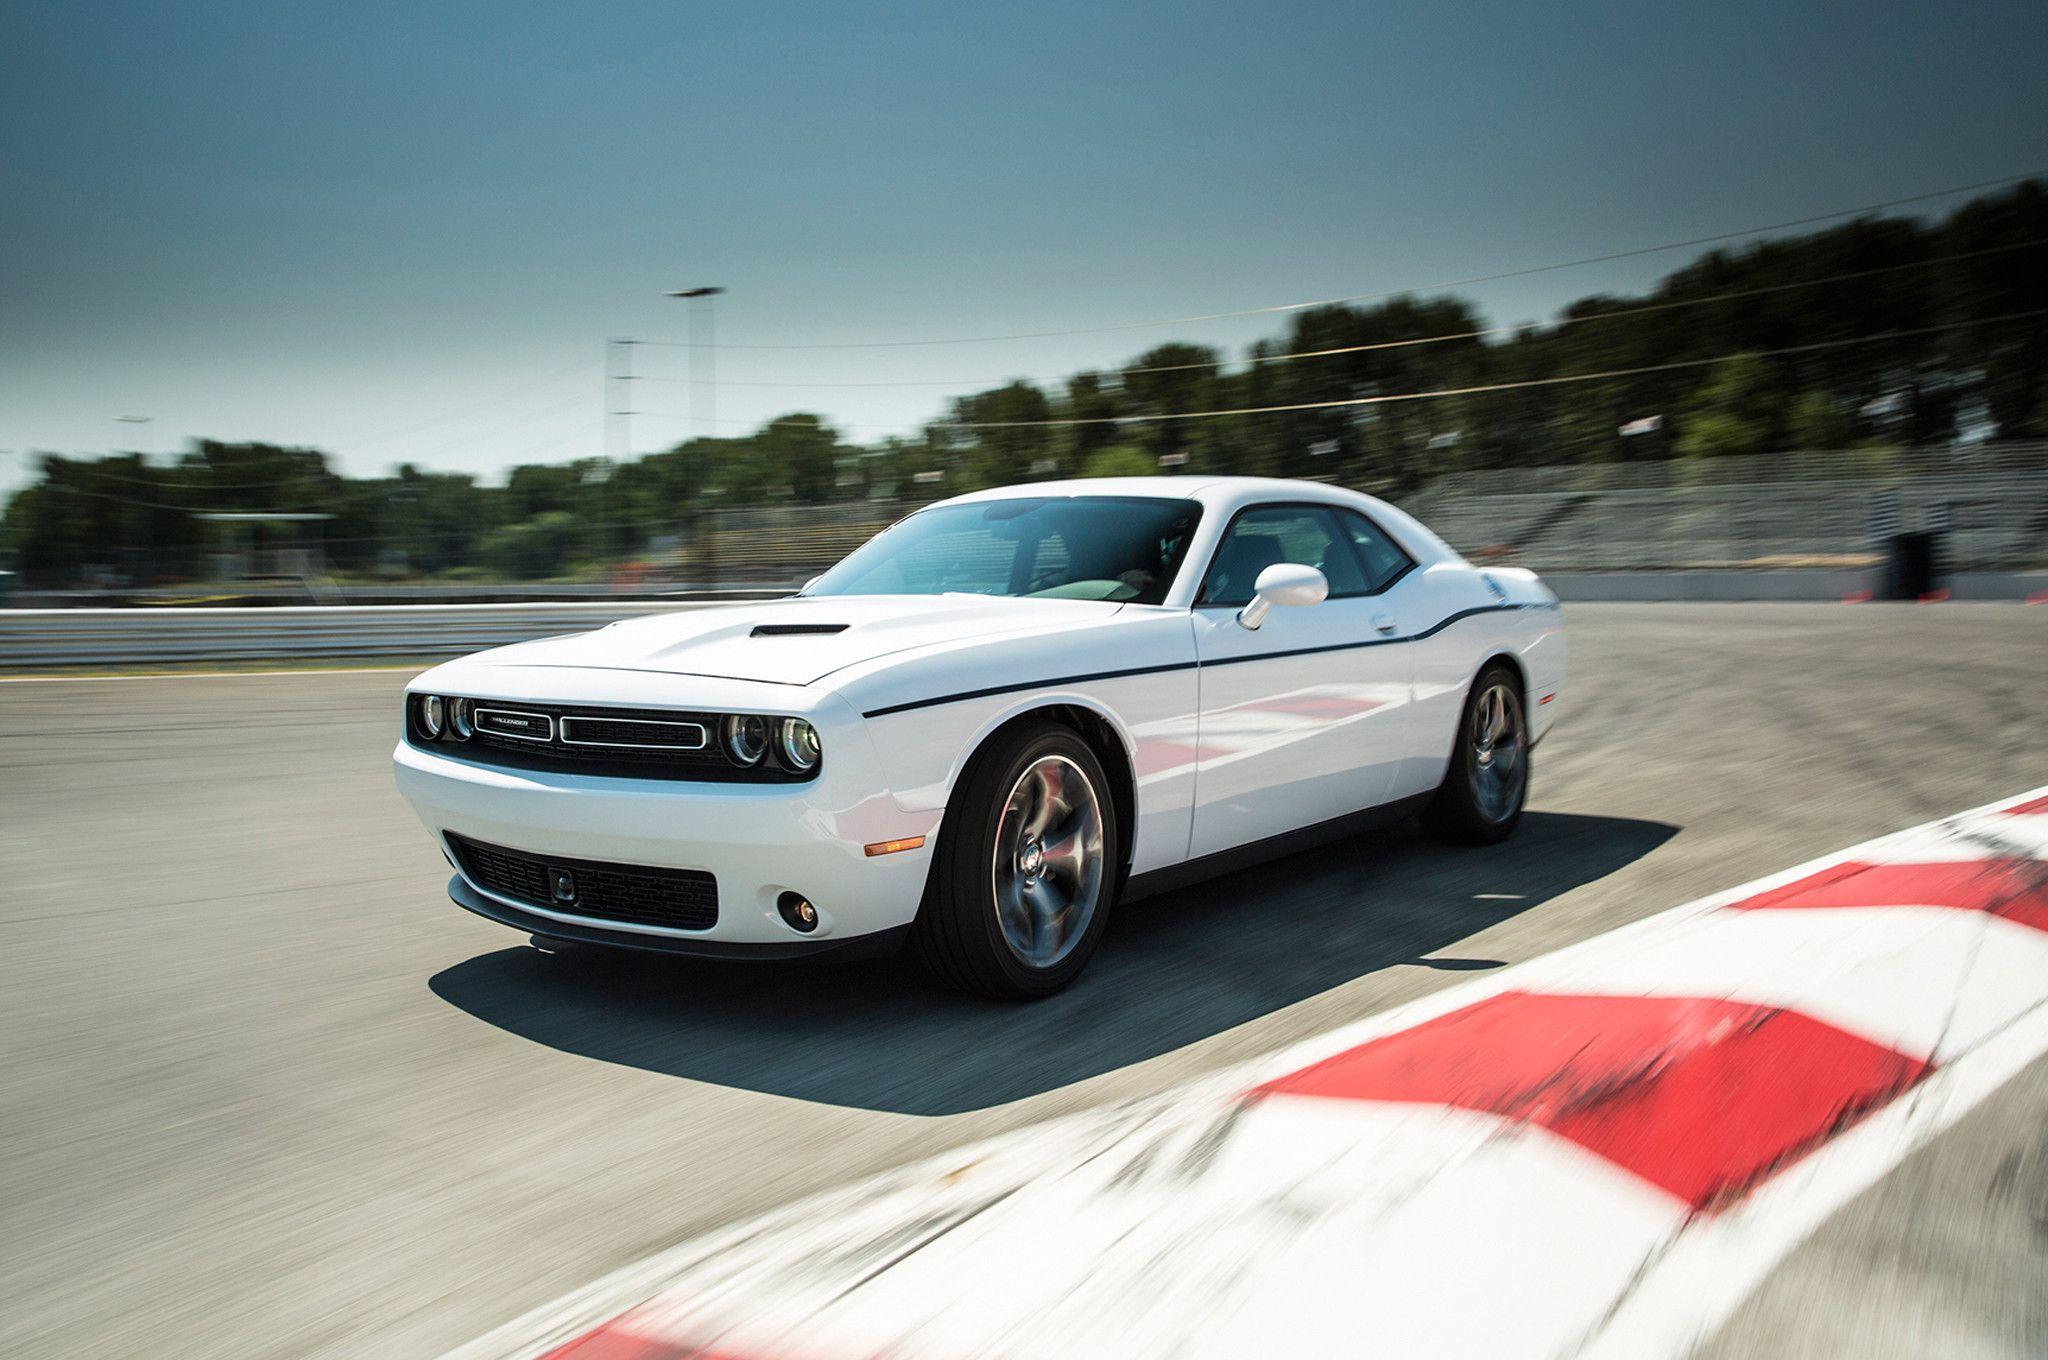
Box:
413;700;813;782
449;833;719;932
559;715;707;749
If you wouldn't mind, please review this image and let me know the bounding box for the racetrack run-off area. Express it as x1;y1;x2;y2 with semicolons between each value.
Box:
451;787;2048;1360
2;603;2045;1359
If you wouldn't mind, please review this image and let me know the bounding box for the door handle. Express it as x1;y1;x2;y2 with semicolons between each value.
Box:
1371;613;1399;636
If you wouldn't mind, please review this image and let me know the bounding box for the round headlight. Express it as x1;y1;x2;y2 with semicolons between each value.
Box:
448;697;474;740
778;718;820;772
417;693;445;739
723;713;769;766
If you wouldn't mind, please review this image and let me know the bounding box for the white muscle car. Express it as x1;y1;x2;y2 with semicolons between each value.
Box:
394;477;1564;997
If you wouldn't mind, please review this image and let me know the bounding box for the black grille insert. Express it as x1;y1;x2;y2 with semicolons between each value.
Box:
449;833;719;932
409;700;815;782
558;715;708;750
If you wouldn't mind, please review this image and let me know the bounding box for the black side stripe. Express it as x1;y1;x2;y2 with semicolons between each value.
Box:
858;602;1555;720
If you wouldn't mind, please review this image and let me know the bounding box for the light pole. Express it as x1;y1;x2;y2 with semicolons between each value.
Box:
665;286;725;439
114;415;155;459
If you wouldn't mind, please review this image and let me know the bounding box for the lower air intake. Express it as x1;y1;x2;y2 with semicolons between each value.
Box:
448;833;719;932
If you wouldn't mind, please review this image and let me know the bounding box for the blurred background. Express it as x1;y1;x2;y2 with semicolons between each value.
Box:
3;3;2045;635
5;185;2046;610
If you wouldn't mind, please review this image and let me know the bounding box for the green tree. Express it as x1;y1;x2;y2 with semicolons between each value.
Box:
478;511;578;578
946;383;1053;489
1785;391;1856;448
1081;445;1155;478
1674;355;1785;460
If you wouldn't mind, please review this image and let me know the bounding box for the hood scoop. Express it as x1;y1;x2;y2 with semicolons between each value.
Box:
750;622;850;637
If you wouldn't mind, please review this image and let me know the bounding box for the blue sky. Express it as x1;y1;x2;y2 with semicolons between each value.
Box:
2;0;2043;490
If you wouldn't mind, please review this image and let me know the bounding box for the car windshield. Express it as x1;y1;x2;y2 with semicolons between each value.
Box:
805;496;1204;604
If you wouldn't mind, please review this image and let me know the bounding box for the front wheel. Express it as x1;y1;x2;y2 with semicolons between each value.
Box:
1423;663;1529;845
911;720;1119;999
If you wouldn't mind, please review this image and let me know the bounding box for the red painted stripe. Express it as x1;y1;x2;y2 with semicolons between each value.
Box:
1253;991;1929;1211
2003;793;2048;816
1727;859;2048;933
539;1310;737;1360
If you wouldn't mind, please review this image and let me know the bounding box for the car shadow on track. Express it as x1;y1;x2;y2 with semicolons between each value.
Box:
429;810;1674;1115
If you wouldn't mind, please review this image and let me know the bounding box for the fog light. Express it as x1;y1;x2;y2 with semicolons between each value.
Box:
777;891;819;933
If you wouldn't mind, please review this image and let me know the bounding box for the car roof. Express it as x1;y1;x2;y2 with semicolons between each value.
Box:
928;476;1464;570
934;475;1361;509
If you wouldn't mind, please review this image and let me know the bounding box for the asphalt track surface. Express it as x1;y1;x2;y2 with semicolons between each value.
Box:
2;603;2044;1358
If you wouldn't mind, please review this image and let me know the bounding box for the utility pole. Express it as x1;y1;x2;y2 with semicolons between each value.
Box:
113;416;156;581
604;338;637;462
665;286;724;439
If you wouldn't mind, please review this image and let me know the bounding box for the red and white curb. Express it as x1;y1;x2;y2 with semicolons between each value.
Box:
445;787;2048;1360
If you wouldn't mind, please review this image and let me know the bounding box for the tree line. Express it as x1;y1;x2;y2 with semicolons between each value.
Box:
4;182;2043;586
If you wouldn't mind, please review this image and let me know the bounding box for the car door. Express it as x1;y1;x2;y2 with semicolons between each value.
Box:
1187;502;1416;858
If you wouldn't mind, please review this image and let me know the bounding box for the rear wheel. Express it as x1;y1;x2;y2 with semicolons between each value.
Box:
911;720;1118;999
1423;662;1529;844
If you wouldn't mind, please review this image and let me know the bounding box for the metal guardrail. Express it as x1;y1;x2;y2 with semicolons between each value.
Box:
5;571;2046;670
0;602;718;667
7;583;795;609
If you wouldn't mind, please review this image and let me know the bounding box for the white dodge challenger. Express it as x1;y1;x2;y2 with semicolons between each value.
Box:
395;477;1564;998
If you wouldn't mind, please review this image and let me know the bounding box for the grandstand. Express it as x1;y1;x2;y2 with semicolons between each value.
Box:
681;443;2048;587
1398;444;2048;573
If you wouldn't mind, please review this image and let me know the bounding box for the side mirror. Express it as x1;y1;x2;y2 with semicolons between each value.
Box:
1238;562;1328;630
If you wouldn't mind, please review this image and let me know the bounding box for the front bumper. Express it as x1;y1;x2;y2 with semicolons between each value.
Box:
393;689;942;949
446;875;910;960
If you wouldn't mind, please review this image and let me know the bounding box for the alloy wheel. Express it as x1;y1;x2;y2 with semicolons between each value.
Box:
991;754;1106;968
1468;681;1527;823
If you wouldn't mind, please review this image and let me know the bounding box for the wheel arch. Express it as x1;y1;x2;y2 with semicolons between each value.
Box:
1478;647;1529;698
934;698;1139;891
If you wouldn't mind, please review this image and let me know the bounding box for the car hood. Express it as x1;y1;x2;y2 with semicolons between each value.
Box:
474;595;1127;687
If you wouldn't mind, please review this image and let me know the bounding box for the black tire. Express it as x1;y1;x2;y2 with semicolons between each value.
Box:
910;719;1120;1000
1423;661;1530;845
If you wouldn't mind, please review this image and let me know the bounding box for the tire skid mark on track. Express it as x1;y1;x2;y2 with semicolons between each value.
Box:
447;786;2048;1360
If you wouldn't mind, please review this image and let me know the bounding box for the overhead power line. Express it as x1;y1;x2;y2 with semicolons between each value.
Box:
333;357;600;451
47;309;2044;493
626;170;2044;350
48;357;604;493
622;239;2045;390
916;308;2048;428
631;309;2048;432
399;387;595;464
33;465;338;493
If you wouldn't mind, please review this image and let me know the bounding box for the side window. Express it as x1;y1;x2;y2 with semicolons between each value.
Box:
1339;510;1416;593
1200;505;1369;606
